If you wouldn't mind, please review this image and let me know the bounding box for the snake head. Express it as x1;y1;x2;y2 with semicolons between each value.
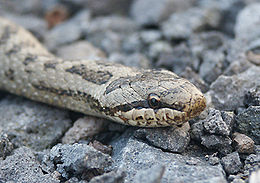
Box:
103;70;206;127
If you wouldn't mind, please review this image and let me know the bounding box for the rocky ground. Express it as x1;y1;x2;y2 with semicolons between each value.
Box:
0;0;259;183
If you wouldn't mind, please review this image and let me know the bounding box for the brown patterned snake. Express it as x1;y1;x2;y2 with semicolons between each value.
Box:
0;17;206;127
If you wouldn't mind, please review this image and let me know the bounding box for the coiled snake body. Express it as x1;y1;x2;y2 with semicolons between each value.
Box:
0;17;206;127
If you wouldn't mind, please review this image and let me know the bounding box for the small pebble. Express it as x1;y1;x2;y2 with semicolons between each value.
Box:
232;132;255;154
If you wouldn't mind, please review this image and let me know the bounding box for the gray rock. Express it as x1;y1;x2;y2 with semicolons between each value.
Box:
56;41;106;60
162;7;221;40
208;156;220;166
0;147;59;183
108;53;151;69
244;86;260;107
110;132;227;183
244;153;260;172
130;0;194;26
133;164;165;183
89;170;125;183
0;96;72;151
44;10;90;51
156;43;199;74
190;120;204;141
50;143;113;179
209;66;260;110
121;33;142;53
221;152;242;174
0;133;14;159
201;135;232;155
235;106;260;144
232;132;255;154
148;41;173;59
134;123;190;153
203;108;233;136
235;3;260;41
139;30;162;45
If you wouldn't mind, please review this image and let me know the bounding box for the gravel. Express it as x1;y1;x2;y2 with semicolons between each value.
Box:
0;1;260;182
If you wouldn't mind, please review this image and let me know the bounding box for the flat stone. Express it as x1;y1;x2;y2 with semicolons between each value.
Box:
134;122;190;153
0;95;72;151
56;41;106;60
50;143;113;180
62;117;106;144
221;152;242;175
0;147;59;183
232;132;255;154
235;106;260;144
130;0;194;26
209;66;260;110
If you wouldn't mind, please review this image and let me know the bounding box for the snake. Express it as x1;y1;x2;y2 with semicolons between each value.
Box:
0;17;206;127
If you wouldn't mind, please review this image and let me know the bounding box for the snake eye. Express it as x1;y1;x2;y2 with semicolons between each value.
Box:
148;93;161;109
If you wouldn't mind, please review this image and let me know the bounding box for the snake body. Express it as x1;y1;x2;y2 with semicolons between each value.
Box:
0;17;206;127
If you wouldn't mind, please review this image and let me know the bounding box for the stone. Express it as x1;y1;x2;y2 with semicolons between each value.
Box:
56;41;106;60
139;30;162;45
203;108;233;136
221;152;242;174
201;135;232;155
121;33;142;53
235;3;260;41
0;96;72;151
89;170;125;183
162;7;221;40
0;147;59;183
244;86;260;107
232;132;255;154
49;143;113;180
148;41;173;59
244;153;260;172
209;66;260;110
245;38;260;66
62;117;106;144
108;53;151;69
110;131;227;183
130;0;194;26
134;122;190;153
235;106;260;144
89;140;113;156
0;133;14;159
132;164;165;183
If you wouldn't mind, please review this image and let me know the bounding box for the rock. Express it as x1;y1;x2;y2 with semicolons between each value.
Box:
0;96;72;151
49;143;113;180
209;66;260;110
0;133;14;159
133;164;165;183
235;3;260;41
148;41;173;59
221;152;242;174
110;131;227;183
190;120;204;141
232;132;255;154
203;108;233;136
134;122;190;153
108;53;151;69
162;7;221;40
89;170;125;183
245;39;260;66
179;67;209;93
156;43;199;74
244;86;260;107
244;153;260;173
56;41;106;60
235;106;260;144
130;0;194;26
62;117;106;144
44;10;90;50
89;140;113;156
121;33;142;53
0;147;59;183
139;30;162;45
201;135;232;155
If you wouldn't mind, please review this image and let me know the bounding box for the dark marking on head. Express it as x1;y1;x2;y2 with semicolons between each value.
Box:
66;64;113;85
4;69;15;80
23;54;37;65
6;45;21;56
0;25;17;45
44;62;58;70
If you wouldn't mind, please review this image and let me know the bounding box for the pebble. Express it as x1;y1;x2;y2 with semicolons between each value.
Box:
62;117;106;144
56;41;107;60
89;140;113;156
232;132;255;154
235;106;260;144
148;40;173;59
130;0;194;26
139;30;162;45
209;66;260;110
221;152;243;175
49;143;113;180
134;122;190;153
0;133;14;159
0;147;59;182
244;86;260;107
0;96;72;151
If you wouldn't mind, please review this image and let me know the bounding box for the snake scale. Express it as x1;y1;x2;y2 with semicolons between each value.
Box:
0;17;206;127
